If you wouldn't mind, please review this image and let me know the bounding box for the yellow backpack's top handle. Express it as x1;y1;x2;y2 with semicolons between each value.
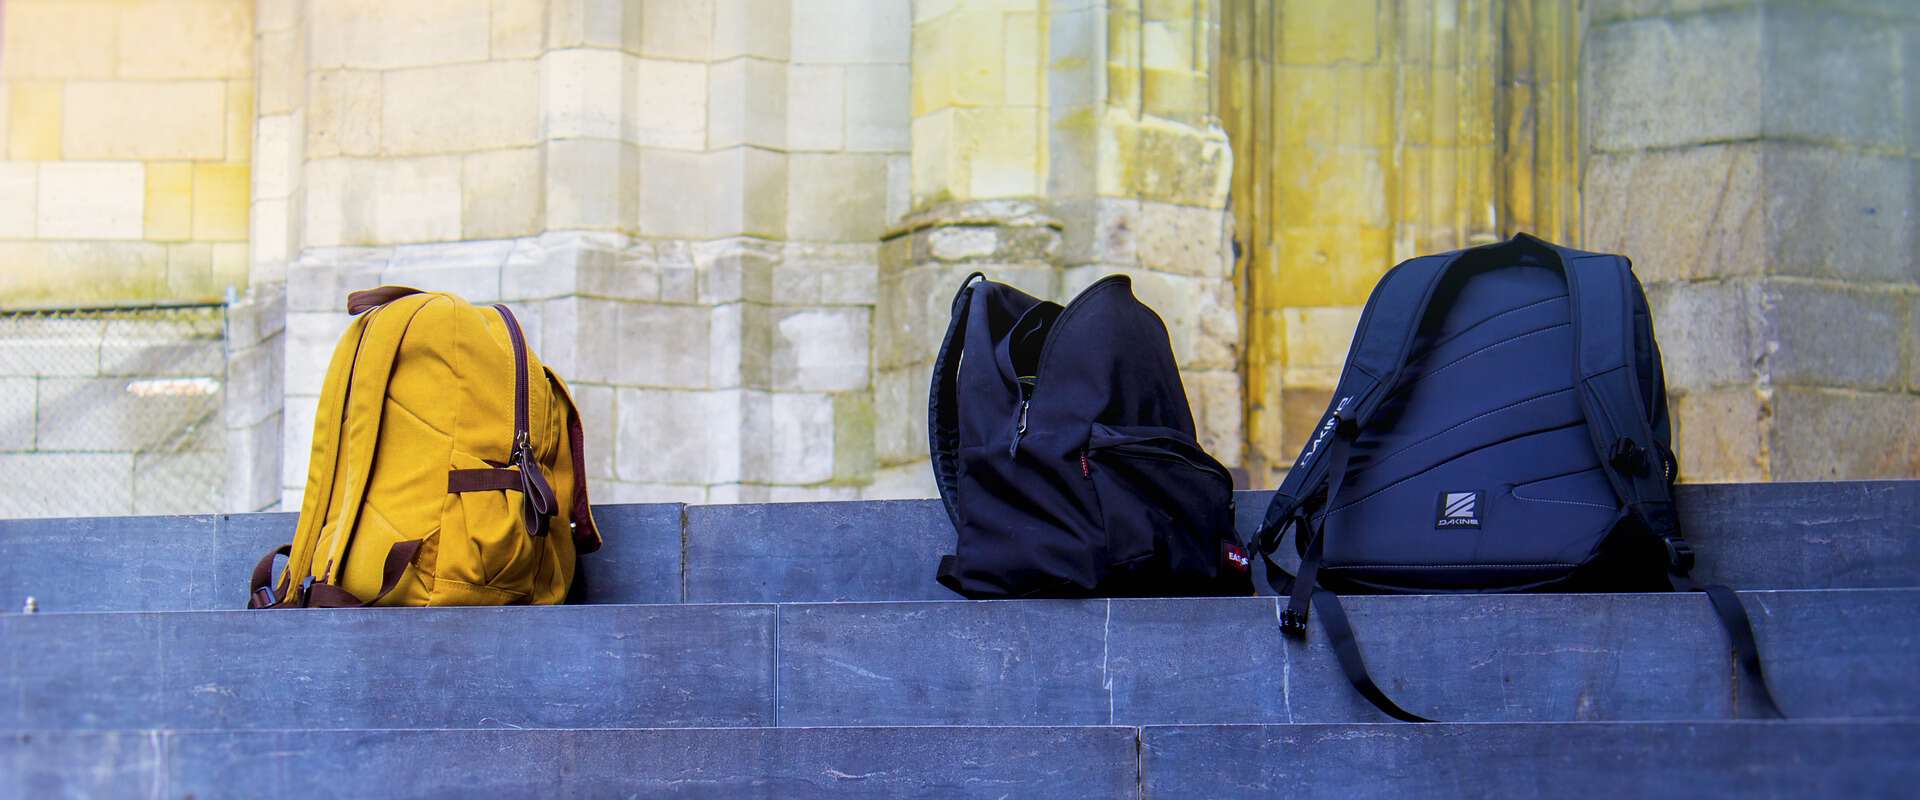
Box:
347;286;423;314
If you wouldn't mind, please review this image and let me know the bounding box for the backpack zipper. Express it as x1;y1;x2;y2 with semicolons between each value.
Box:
1007;275;1131;459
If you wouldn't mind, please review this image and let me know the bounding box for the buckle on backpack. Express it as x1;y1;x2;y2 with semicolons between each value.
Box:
249;587;277;609
1663;538;1696;574
1610;439;1650;476
1280;607;1309;638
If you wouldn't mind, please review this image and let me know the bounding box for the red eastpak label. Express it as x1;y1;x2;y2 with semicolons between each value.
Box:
1222;541;1251;573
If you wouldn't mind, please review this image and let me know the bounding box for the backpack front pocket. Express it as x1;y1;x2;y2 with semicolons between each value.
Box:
1084;423;1235;579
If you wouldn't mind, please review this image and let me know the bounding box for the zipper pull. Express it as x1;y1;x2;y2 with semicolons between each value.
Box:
1080;450;1090;477
1008;400;1031;458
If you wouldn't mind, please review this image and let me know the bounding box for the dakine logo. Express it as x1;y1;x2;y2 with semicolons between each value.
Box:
1295;395;1353;467
1435;491;1483;529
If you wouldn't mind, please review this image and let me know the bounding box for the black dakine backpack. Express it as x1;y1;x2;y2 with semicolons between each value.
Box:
930;272;1252;598
1254;234;1784;721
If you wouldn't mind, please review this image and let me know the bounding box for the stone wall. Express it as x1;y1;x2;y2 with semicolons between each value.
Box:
0;0;255;309
267;0;911;508
1583;0;1920;481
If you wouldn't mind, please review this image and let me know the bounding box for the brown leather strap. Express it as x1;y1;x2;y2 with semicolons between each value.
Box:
565;409;601;553
346;286;424;315
448;468;526;493
300;539;424;609
247;544;294;609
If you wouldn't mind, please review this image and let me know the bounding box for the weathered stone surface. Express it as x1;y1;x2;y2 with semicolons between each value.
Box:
1763;5;1903;149
1762;145;1915;284
1645;280;1764;390
545;139;639;232
61;82;228;161
777;600;1110;725
461;148;544;239
714;0;792;61
1582;145;1767;284
1670;388;1768;483
0;605;775;730
1141;720;1920;799
1586;9;1762;152
382;60;541;155
305;70;382;159
35;162;144;240
1770;389;1920;480
6;727;1139;800
1763;281;1907;391
684;499;953;603
542;48;626;141
0;163;35;238
772;308;869;391
707;57;787;150
309;0;491;71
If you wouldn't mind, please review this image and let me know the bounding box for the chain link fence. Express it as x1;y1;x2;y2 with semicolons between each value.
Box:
0;304;229;518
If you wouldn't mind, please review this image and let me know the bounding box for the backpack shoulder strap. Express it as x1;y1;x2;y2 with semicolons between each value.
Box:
929;272;986;531
1559;243;1786;717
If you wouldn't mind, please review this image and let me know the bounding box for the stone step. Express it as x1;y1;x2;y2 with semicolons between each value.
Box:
5;590;1915;730
1140;720;1920;799
9;721;1915;799
3;480;1916;613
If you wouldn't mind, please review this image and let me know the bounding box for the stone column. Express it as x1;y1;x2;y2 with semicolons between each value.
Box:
1583;0;1920;480
874;0;1240;497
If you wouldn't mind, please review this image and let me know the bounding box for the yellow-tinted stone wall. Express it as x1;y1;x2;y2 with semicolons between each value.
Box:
0;0;255;309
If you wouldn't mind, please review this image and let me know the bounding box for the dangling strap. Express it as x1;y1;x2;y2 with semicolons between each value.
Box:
1311;589;1433;722
1281;417;1354;636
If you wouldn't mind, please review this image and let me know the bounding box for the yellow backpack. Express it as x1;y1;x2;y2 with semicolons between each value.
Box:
247;286;600;608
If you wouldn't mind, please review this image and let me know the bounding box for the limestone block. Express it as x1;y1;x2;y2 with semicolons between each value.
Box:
1764;6;1902;149
770;392;836;484
281;394;319;494
543;49;628;141
307;70;383;159
36;162;144;240
285;247;391;311
0;454;132;517
304;157;464;245
773;307;870;392
383;60;541;155
792;0;912;65
463;148;545;240
1771;388;1920;480
116;0;254;80
641;147;786;239
1056;198;1137;268
640;0;715;60
1278;306;1361;389
715;0;791;60
788;65;848;151
696;239;779;305
1585;10;1762;152
546;139;640;232
0;163;39;238
617;302;712;389
832;389;876;483
569;383;617;479
249;197;293;276
582;244;666;303
1115;115;1232;208
598;479;707;505
0;377;35;450
547;0;641;50
0;0;117;79
1004;11;1043;107
309;0;491;71
872;360;931;465
383;240;517;303
845;65;911;152
7;81;61;161
257;28;307;117
1184;368;1243;471
0;313;101;377
617;388;726;483
1274;0;1377;65
1670;387;1768;484
165;244;214;298
1277;148;1386;229
62;81;227;161
709;57;788;150
212;244;249;292
492;0;549;59
1582;145;1766;284
862;460;936;500
885;154;912;228
1762;145;1915;285
1136;202;1231;277
257;0;302;33
630;59;709;150
1645;280;1764;390
283;311;351;397
224;411;284;513
192;163;251;242
788;153;889;241
566;298;620;383
707;300;774;390
253;115;297;200
223;80;254;164
1762;281;1907;392
222;337;285;430
1268;225;1393;307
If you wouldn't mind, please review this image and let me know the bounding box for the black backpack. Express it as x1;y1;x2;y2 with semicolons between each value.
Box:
1253;234;1784;720
930;272;1252;599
